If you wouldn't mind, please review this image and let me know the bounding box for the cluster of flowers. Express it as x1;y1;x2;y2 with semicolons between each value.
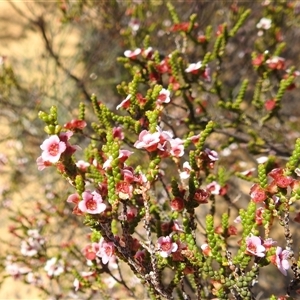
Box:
33;3;300;297
37;107;296;287
250;167;299;211
245;235;289;276
37;131;79;170
252;45;300;111
123;46;210;92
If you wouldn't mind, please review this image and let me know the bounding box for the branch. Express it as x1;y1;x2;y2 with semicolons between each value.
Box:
33;16;91;103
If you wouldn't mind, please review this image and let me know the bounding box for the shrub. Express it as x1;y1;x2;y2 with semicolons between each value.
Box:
2;1;300;299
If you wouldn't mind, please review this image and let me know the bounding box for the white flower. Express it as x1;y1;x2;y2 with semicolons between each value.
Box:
185;61;202;73
256;18;272;30
180;161;192;180
256;156;268;164
103;156;113;170
44;257;64;277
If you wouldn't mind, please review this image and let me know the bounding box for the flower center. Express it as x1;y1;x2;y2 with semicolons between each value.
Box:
86;199;97;210
160;241;172;252
49;143;59;156
158;94;167;101
104;245;113;256
248;242;256;253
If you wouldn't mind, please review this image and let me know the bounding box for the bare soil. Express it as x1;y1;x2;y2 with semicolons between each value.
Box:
0;2;66;299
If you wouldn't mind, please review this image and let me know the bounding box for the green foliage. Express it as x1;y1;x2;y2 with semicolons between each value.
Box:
3;1;300;300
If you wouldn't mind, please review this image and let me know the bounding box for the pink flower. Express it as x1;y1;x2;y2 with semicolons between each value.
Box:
113;126;124;140
269;168;294;188
143;47;153;59
122;168;134;183
193;188;210;204
188;134;200;144
270;247;290;276
180;161;192;180
245;235;265;257
266;56;285;70
202;66;211;82
36;156;52;171
252;53;265;67
234;215;241;224
240;168;256;177
64;119;87;131
21;230;45;257
103;156;113;170
156;127;173;155
170;22;191;32
20;240;39;257
76;160;90;172
67;193;80;204
134;171;148;185
96;237;115;264
171;220;184;232
204;148;219;162
169;75;180;90
201;243;212;256
157;236;178;258
250;183;267;203
118;149;133;163
44;257;64;277
158;127;173;140
134;127;176;157
197;34;207;43
255;207;265;225
116;94;131;110
263;238;277;250
265;99;276;111
170;197;185;212
124;48;141;59
206;181;221;195
5;262;31;279
26;272;42;286
40;135;66;163
82;243;100;261
126;206;138;221
169;138;184;157
78;190;106;214
136;93;147;105
156;58;171;74
116;181;133;199
59;131;80;155
185;61;202;74
134;130;161;152
134;250;146;263
157;88;171;104
66;192;84;215
228;225;238;236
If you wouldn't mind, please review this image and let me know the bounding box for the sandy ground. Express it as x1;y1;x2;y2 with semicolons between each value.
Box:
0;2;69;299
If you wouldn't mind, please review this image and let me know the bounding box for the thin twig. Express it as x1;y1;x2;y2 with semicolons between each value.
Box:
33;16;91;103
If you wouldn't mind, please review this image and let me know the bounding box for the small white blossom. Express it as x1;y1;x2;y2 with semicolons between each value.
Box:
256;18;272;30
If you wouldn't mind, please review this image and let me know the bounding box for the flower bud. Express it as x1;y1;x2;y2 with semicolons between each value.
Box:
44;125;54;135
38;111;49;122
54;125;62;134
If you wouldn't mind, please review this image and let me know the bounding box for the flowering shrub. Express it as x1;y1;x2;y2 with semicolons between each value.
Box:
3;1;300;299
